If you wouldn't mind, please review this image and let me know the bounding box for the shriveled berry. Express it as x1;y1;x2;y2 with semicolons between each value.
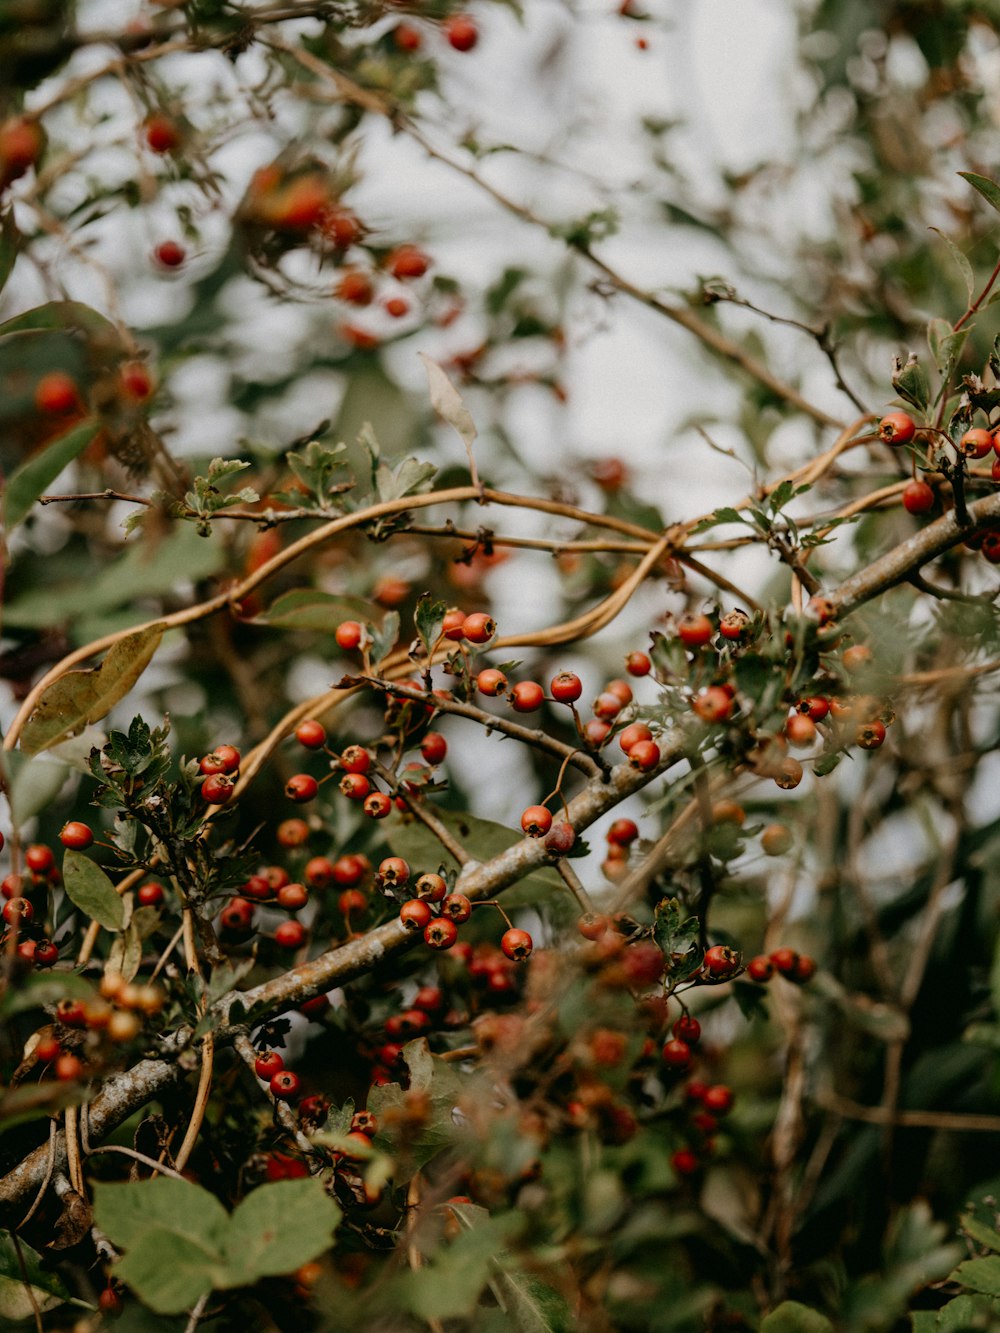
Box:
719;609;750;640
543;821;576;855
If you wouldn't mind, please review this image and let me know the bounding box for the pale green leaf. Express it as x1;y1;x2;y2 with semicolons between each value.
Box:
62;850;124;931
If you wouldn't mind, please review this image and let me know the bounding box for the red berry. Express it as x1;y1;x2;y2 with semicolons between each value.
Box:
592;691;624;721
414;872;447;902
584;719;612;746
335;268;374;305
477;667;508;696
692;687;732;724
35;1036;61;1062
790;954;817;984
441;893;472;923
34;371;78;416
578;913;611;941
461;611;495;643
137;882;164;907
341;743;373;772
296;719;327;749
661;1038;692;1069
902;480;935;515
400;899;433;932
543;821;576;855
702;1084;734;1115
145;115;181;153
521;805;552;837
607;818;639;846
0;117;43;180
424;917;459;949
364;791;392;819
671;1148;699;1176
277;882;309;911
55;1052;84;1082
154;240;186;268
677;613;713;648
255;1050;285;1080
286;773;318;803
339;772;371;801
34;939;59;967
747;955;774;982
510;681;545;712
798;696;829;721
878;412;916;446
333;854;369;887
442;608;467;640
626;739;661;770
388;244;431;280
120;360;154;401
785;713;816;747
769;947;799;976
270;1069;301;1101
501;927;533;961
413;986;444;1013
856;719;886;750
959;428;994;459
394;22;422;51
97;1285;124;1321
338;889;367;916
335;620;363;650
444;14;478;50
274;919;306;949
378;858;408;888
982;533;1000;564
202;773;235;804
673;1016;701;1045
625;651;651;677
421;732;448;763
3;896;33;925
59;821;93;850
843;644;872;673
702;944;740;979
618;722;652;754
719;610;749;640
214;745;241;772
550;671;582;703
220;898;255;933
25;845;55;874
321;205;362;248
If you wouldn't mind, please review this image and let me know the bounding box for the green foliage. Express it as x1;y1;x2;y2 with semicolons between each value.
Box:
93;1177;341;1314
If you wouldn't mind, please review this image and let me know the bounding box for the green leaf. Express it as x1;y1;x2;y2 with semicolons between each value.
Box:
0;300;117;338
930;228;975;303
7;753;70;825
0;1230;78;1322
892;355;931;414
652;897;701;978
223;1179;341;1284
0;210;19;297
691;506;747;534
106;917;142;981
936;1293;1000;1329
927;319;968;388
61;849;124;931
20;624;164;756
0;970;92;1019
3;419;99;530
414;593;447;658
368;610;400;667
760;1301;834;1332
959;171;1000;217
488;1265;570;1331
964;1216;1000;1255
286;438;349;502
255;589;377;634
114;1227;222;1315
953;1257;1000;1297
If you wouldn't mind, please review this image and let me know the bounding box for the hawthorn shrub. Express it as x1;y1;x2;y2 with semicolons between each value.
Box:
2;3;1000;1332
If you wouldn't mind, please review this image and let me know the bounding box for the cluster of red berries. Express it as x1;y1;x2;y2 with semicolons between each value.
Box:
745;947;817;985
671;1080;736;1178
2;838;64;969
382;855;533;960
33;972;164;1084
199;743;242;804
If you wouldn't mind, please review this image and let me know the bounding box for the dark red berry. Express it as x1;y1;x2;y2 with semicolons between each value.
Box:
878;412;915;446
255;1050;285;1080
441;893;472;923
59;821;93;850
202;773;235;804
137;882;164;907
286;773;318;802
424;917;459;950
501;927;533;961
661;1038;692;1069
270;1069;301;1101
274;919;306;949
702;944;740;979
421;732;448;763
550;671;582;703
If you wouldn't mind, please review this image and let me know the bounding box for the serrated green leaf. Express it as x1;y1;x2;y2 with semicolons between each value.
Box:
19;625;164;756
760;1301;834;1332
62;850;124;931
964;1216;1000;1254
368;610;400;667
415;593;447;658
892;355;931;413
4;419;99;530
960;171;1000;217
488;1265;570;1331
114;1227;221;1315
223;1180;340;1284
